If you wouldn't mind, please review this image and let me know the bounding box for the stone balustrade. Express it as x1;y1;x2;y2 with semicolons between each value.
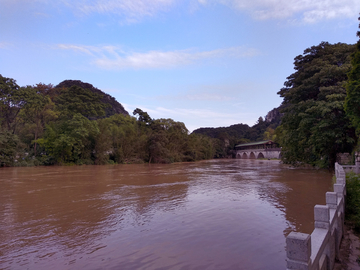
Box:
286;162;346;270
341;164;360;174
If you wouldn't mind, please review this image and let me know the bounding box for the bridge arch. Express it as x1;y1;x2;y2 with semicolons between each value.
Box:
234;140;281;161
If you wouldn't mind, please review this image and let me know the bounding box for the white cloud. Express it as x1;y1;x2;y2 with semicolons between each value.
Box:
3;0;358;24
57;44;259;70
1;0;175;24
212;0;360;23
69;0;360;23
57;44;96;55
61;0;176;22
95;47;258;69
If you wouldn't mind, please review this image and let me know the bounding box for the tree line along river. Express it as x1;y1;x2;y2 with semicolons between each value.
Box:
0;159;333;270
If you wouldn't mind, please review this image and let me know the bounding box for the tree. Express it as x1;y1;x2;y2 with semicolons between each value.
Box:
263;127;276;141
17;85;57;155
133;108;153;125
148;118;189;163
0;129;21;166
345;14;360;136
0;75;26;133
95;114;144;164
278;42;356;167
37;114;99;164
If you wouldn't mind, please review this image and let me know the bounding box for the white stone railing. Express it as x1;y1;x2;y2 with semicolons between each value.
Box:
286;162;346;270
341;164;360;174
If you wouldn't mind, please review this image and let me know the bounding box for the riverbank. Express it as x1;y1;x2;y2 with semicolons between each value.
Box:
335;224;360;269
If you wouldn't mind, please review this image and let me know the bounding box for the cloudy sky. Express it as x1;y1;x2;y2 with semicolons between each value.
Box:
1;0;359;131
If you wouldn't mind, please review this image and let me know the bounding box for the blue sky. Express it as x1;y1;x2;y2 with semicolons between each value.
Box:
1;0;359;132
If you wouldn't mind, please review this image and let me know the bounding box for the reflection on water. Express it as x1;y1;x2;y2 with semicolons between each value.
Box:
0;159;332;269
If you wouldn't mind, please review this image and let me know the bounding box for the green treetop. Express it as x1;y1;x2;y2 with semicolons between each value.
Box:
278;42;356;167
345;14;360;136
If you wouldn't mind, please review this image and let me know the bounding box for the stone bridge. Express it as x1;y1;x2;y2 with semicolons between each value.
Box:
235;148;281;159
234;140;281;159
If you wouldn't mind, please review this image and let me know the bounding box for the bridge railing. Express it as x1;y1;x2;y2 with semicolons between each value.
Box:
341;164;360;174
286;162;346;270
235;147;281;151
264;148;282;152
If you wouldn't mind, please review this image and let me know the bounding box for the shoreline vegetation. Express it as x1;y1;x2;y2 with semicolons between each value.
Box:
0;77;281;168
0;77;214;167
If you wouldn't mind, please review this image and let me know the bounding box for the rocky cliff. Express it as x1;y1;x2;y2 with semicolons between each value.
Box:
265;107;282;123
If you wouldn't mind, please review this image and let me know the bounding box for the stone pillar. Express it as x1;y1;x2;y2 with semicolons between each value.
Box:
286;232;311;269
325;193;338;270
333;184;345;221
333;184;344;197
314;205;330;229
336;174;345;185
335;162;340;179
356;152;360;173
326;192;337;209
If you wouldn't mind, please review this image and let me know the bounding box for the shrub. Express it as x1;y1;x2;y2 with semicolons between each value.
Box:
346;172;360;232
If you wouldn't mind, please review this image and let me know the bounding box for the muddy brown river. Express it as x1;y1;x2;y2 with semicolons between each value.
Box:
0;159;333;269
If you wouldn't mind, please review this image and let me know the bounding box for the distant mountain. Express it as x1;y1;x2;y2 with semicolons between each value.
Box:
192;123;251;139
192;106;282;142
55;80;129;117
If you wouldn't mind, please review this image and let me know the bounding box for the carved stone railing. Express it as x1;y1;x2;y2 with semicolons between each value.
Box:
341;164;360;174
286;162;346;270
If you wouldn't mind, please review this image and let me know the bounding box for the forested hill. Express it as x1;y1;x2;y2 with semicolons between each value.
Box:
192;124;251;139
56;80;128;117
190;107;282;158
0;75;216;166
192;107;282;142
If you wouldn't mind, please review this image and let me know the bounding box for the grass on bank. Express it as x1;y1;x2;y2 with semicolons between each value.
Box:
346;172;360;233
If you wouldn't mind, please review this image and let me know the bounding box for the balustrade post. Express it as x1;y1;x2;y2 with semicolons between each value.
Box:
314;205;330;229
326;192;337;209
286;232;311;269
333;184;345;197
355;152;360;174
336;176;345;185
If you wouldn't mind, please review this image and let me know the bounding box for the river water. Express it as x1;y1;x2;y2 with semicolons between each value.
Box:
0;159;333;270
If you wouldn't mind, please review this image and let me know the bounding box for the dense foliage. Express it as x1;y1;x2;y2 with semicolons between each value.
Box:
346;172;360;233
345;15;360;137
56;80;128;117
192;112;282;158
0;76;214;166
277;42;357;168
